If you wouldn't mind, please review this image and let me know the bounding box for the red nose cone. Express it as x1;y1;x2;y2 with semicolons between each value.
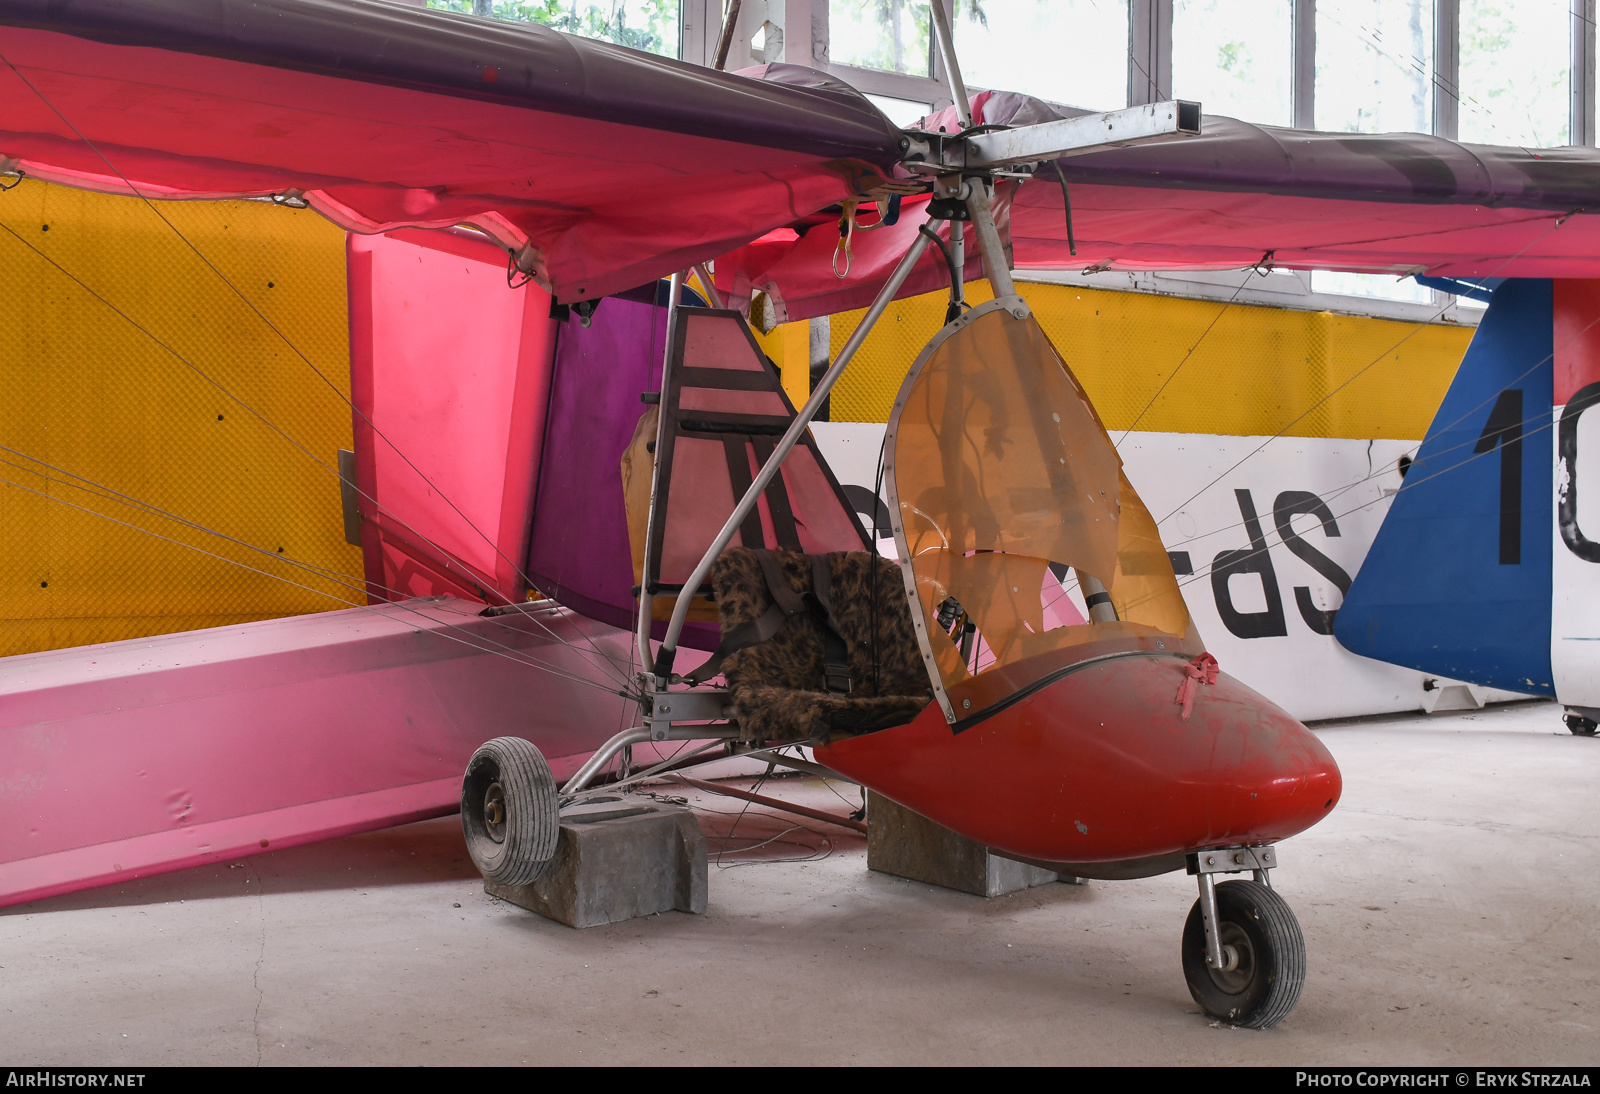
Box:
817;653;1342;866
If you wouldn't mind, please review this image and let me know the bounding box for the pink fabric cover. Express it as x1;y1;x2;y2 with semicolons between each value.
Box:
716;174;1600;322
348;230;555;604
0;599;636;908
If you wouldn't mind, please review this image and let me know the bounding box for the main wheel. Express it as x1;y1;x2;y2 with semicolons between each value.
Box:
1181;879;1306;1028
461;736;560;886
1565;711;1598;737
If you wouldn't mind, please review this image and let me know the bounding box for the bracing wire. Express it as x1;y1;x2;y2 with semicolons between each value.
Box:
1115;264;1261;448
1156;412;1570;615
0;16;1583;703
0;442;636;681
1149;210;1580;528
1104;389;1588;623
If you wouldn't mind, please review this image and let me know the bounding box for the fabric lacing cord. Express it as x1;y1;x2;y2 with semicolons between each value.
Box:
683;550;852;693
833;202;856;278
1175;652;1219;720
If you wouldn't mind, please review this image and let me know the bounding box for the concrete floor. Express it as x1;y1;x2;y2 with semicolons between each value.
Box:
3;699;1597;1065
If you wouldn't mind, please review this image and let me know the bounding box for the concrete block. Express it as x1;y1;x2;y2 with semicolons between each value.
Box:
866;791;1075;898
486;797;707;928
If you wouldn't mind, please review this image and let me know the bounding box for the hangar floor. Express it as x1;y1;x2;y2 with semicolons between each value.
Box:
3;699;1596;1066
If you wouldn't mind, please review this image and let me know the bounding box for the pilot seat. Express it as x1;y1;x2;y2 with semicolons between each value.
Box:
695;546;932;742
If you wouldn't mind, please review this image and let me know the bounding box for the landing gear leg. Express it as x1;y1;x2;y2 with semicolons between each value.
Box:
1182;847;1305;1028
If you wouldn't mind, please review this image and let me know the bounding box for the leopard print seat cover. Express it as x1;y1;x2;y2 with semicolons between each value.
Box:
707;546;932;743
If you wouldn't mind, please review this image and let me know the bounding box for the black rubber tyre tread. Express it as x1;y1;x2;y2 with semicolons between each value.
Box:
1565;713;1598;737
460;736;559;886
1181;879;1306;1029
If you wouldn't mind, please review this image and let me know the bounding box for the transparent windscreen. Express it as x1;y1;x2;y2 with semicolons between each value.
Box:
888;304;1201;717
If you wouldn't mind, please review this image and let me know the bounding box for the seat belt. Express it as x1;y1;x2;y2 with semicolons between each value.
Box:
683;551;852;693
808;554;853;695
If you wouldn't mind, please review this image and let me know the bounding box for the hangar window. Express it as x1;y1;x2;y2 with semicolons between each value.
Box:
953;0;1132;112
425;0;683;58
1309;271;1434;306
866;93;936;127
828;0;933;77
1314;0;1434;134
1171;0;1294;127
681;0;1594;153
1457;0;1571;147
669;0;1589;322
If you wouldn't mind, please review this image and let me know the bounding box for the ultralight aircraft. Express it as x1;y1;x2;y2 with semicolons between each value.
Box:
4;0;1600;1030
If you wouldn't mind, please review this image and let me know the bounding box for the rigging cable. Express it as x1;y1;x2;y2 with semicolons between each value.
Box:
1114;260;1264;448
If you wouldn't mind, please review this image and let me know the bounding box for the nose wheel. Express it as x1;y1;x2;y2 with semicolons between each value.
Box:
1181;847;1305;1028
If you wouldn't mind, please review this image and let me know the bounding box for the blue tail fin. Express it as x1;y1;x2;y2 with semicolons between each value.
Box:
1333;279;1553;695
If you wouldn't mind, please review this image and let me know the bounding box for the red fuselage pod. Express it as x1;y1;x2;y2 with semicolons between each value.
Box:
816;651;1341;877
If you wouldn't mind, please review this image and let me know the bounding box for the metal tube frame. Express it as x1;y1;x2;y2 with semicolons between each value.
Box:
1197;872;1234;972
963;179;1120;625
949;217;964;313
751;748;855;783
928;0;972;127
563;722;740;795
651;227;935;678
963;180;1014;298
563;724;853;797
636;270;685;670
1190;845;1278;969
692;263;726;309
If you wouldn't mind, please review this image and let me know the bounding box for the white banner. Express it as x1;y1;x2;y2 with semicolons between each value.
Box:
813;423;1519;721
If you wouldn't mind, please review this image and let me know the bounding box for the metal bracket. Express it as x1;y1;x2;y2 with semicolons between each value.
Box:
946;100;1201;171
899;134;932;165
646;688;734;741
1186;845;1277;876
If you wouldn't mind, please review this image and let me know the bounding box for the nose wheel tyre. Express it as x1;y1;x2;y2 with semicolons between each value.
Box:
1182;879;1305;1028
1564;711;1598;737
461;736;560;886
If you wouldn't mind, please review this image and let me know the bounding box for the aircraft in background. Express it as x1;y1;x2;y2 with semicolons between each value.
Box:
1337;276;1600;735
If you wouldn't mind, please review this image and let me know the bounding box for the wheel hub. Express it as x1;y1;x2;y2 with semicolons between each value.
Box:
483;781;507;843
1206;922;1256;994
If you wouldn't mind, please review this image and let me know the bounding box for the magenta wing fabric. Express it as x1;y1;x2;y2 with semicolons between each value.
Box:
715;93;1600;321
0;0;902;303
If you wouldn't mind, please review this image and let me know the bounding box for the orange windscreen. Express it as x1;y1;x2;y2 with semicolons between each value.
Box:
887;301;1201;720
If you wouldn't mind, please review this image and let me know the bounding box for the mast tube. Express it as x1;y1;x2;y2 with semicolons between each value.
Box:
637;270;685;669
